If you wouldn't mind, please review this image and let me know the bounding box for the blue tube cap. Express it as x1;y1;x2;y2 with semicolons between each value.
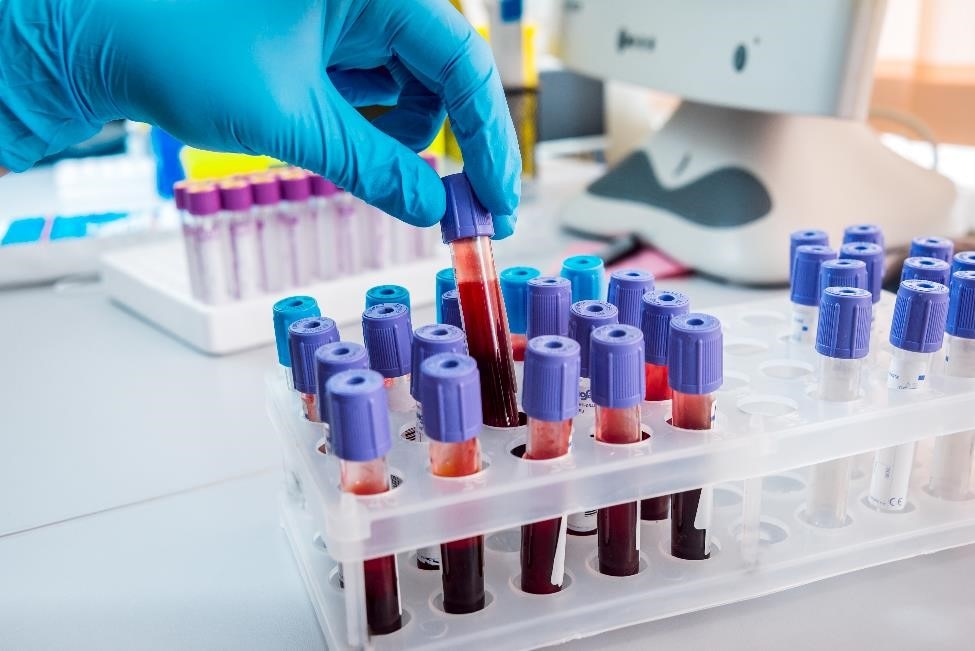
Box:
567;300;618;378
522;336;581;422
500;266;541;334
441;289;463;330
362;303;413;378
607;269;655;327
890;280;949;353
641;290;691;366
843;224;884;247
816;287;872;359
668;313;723;395
315;342;369;424
435;268;456;323
527;276;572;339
790;230;829;278
791;245;837;306
590;324;645;408
440;173;494;243
560;255;604;302
326;369;391;462
840;242;885;304
288;317;340;394
272;296;320;366
820;259;867;298
901;257;950;286
410;324;467;400
947;271;975;339
910;236;954;263
365;284;410;311
951;251;975;276
419;353;483;443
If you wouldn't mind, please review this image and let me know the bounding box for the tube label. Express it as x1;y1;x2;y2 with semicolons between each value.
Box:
416;545;441;569
567;510;597;534
551;516;568;586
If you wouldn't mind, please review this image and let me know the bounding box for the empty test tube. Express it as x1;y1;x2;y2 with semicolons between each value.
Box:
174;181;203;299
520;336;581;594
218;179;261;300
527;276;573;340
843;224;884;248
668;313;723;560
185;183;233;305
278;169;318;287
441;289;463;330
310;174;340;280
591;324;645;576
804;287;872;528
910;236;954;263
639;290;690;521
362;303;414;413
440;173;520;428
930;271;975;499
820;259;867;297
250;173;285;292
790;229;829;281
333;188;367;275
314;341;368;440
607;269;655;328
289;316;340;422
790;245;837;344
500;266;541;362
561;255;605;302
272;296;320;390
326;369;403;635
365;284;410;311
901;257;950;286
868;280;949;512
435;268;457;323
951;251;975;276
420;353;486;614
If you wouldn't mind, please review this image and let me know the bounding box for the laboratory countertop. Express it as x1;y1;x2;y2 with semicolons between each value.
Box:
1;160;973;649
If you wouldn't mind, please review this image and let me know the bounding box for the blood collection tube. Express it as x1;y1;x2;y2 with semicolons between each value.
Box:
790;229;829;281
277;169;318;287
591;324;645;576
561;255;605;302
314;341;368;439
333;188;366;275
288;316;340;422
363;203;394;269
441;289;463;330
365;284;411;311
310;174;340;280
520;335;581;594
272;296;320;390
668;313;723;560
909;236;954;263
639;290;690;521
607;269;655;328
362;303;414;413
500;266;541;362
419;353;486;613
440;173;520;428
184;183;233;305
951;251;975;276
250;173;285;292
929;271;975;499
843;223;884;247
868;280;949;512
218;179;261;300
174;181;203;299
790;245;837;344
819;259;867;297
901;257;950;286
326;369;402;635
435;268;457;323
803;287;872;528
840;242;884;309
411;324;467;443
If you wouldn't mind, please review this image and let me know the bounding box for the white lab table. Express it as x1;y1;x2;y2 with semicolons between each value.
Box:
1;160;972;649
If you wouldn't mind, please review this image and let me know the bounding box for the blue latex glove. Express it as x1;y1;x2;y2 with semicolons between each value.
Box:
0;0;521;237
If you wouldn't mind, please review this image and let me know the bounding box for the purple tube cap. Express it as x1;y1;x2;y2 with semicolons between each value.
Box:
820;258;867;295
218;180;253;211
667;313;723;395
590;324;645;408
173;181;190;211
441;289;463;330
843;224;884;246
440;173;494;243
326;370;391;462
362;303;413;378
279;169;312;201
951;251;975;275
315;341;369;422
890;280;949;353
410;324;467;400
839;242;884;303
419;353;483;443
523;336;581;422
310;174;338;197
816;287;872;359
901;256;950;285
567;300;618;378
249;173;281;205
910;236;953;263
641;290;691;366
607;269;655;327
790;229;829;248
288;317;340;394
791;245;837;306
947;271;975;339
187;184;221;216
527;276;573;339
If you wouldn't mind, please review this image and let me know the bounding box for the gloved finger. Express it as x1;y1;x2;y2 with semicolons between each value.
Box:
492;212;517;240
373;0;521;226
371;59;447;152
329;67;402;107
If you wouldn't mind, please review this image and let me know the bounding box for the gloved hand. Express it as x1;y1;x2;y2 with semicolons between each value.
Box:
0;0;521;237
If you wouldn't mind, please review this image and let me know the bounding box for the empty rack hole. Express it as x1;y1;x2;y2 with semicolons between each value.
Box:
713;485;744;507
763;474;806;495
720;371;750;392
486;529;522;553
741;311;786;327
725;338;769;356
759;359;813;380
737;395;798;417
732;517;790;545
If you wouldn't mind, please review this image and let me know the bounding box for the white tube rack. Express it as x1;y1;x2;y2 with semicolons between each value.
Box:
267;294;975;650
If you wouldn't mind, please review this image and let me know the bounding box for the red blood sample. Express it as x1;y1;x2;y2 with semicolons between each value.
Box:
511;333;528;362
299;392;320;423
641;361;670;520
670;391;716;560
595;405;642;576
